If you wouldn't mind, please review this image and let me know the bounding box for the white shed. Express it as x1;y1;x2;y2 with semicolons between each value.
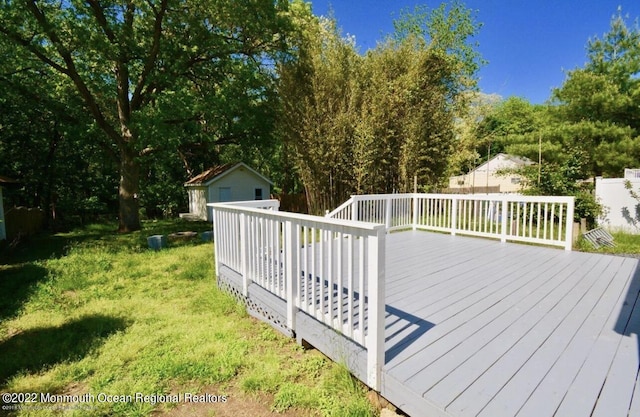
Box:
182;162;272;221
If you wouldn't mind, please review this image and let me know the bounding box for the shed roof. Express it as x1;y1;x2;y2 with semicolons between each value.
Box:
0;175;19;185
184;162;272;187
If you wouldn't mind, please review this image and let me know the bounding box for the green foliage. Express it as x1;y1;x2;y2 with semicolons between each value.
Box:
518;150;602;226
0;0;298;231
468;8;640;192
551;8;640;177
279;3;483;213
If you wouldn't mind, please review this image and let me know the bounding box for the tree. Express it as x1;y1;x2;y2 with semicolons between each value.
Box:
277;9;362;214
552;8;640;177
0;33;120;226
278;2;483;213
0;0;295;231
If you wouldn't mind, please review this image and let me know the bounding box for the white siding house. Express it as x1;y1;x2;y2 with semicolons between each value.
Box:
595;170;640;234
182;162;272;221
448;153;533;193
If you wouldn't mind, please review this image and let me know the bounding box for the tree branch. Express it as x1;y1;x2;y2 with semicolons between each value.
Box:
25;0;124;148
131;0;167;111
0;26;69;74
86;0;118;44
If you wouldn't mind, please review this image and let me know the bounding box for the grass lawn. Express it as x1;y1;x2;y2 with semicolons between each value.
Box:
575;230;640;256
0;221;377;417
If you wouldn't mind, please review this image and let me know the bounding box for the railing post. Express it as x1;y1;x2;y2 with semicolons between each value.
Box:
240;212;250;296
367;226;386;391
412;194;418;230
564;197;575;251
352;197;359;222
451;195;458;236
285;220;298;331
385;197;392;229
501;196;508;243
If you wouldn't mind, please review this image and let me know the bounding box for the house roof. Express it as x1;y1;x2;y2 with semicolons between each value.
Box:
184;162;273;187
472;153;533;173
0;175;19;186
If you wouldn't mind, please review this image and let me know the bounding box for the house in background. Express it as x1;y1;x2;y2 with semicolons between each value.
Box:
181;162;272;221
448;153;533;193
595;169;640;234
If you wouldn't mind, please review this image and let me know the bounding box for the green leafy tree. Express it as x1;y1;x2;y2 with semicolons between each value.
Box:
277;8;362;214
0;34;120;227
0;0;295;231
278;2;483;213
553;8;640;177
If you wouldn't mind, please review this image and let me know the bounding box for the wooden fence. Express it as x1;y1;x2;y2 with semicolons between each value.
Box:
5;207;44;241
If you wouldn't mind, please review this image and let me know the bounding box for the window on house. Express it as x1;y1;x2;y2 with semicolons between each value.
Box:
254;188;263;200
511;177;521;184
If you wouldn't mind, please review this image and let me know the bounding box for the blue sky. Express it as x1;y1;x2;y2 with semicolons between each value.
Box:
309;1;640;104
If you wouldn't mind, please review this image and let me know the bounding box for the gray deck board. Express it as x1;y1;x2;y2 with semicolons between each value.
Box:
224;229;640;417
380;231;640;417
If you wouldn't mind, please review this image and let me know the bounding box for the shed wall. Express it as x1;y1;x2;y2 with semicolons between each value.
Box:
187;187;208;220
208;170;269;201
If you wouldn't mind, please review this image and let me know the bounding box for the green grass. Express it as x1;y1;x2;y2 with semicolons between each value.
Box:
575;230;640;255
0;221;376;417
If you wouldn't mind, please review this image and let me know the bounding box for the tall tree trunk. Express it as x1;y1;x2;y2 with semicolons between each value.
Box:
118;146;141;232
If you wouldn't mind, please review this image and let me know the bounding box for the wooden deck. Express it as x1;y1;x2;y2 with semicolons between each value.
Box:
381;231;640;417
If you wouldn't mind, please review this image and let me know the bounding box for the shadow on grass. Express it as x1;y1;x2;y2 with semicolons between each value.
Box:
0;263;48;321
0;232;101;266
0;314;128;385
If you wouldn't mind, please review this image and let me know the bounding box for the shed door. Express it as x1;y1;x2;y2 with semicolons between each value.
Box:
219;187;232;202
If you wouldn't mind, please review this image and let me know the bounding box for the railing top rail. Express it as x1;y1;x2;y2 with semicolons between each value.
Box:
351;193;415;200
325;196;355;218
209;202;385;234
413;193;575;204
209;199;280;209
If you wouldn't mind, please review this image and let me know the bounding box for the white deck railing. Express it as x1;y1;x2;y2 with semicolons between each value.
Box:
327;193;575;251
209;200;386;390
210;193;574;391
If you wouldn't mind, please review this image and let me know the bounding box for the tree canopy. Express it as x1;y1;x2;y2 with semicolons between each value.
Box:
278;2;483;214
0;0;297;231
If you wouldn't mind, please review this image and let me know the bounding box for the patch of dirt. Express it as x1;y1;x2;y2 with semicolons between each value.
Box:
152;384;317;417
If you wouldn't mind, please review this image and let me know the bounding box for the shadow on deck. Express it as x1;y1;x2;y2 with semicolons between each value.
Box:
218;230;640;417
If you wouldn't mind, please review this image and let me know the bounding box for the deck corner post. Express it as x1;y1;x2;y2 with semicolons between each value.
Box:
451;195;458;236
367;226;386;391
564;197;575;251
285;220;298;331
210;205;221;282
239;212;250;296
500;196;508;243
